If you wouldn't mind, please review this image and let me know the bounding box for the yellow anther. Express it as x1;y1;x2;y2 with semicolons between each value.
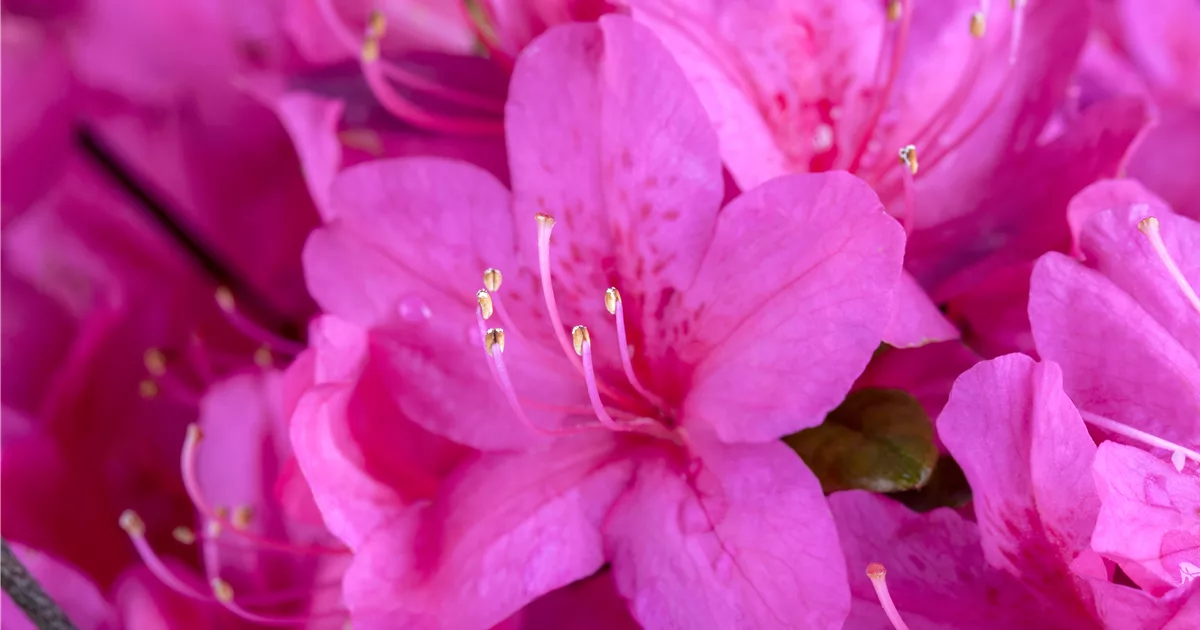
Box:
144;348;167;377
572;325;590;356
898;145;919;175
362;38;380;63
535;213;556;229
1138;216;1160;234
887;0;902;21
139;380;159;399
477;289;494;320
172;526;196;545
231;505;253;530
969;12;986;38
253;346;273;368
604;287;621;315
484;328;505;356
367;10;387;39
483;268;503;292
119;510;146;537
211;578;234;603
186;423;204;444
215;286;236;313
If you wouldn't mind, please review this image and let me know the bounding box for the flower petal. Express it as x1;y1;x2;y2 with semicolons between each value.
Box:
505;15;723;363
680;172;904;442
604;440;849;630
938;354;1099;610
343;434;634;629
1030;252;1200;447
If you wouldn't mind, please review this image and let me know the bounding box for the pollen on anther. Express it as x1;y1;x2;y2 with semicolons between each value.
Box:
139;379;159;399
572;325;590;356
484;328;505;356
483;268;503;292
898;145;919;175
887;0;902;21
231;505;253;530
867;563;887;579
172;526;196;545
187;423;204;444
535;212;556;229
361;38;380;63
367;10;387;38
119;510;146;537
215;286;236;313
969;12;986;38
211;578;235;603
253;346;273;368
605;287;621;315
477;289;494;319
1138;216;1160;234
144;348;167;377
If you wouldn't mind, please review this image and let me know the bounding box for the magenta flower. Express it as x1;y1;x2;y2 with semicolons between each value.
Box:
302;16;908;629
629;0;1152;345
832;354;1199;628
1030;180;1200;456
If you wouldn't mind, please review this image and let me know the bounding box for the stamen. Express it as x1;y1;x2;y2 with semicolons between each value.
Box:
605;288;665;407
1081;410;1200;472
209;577;347;627
575;327;630;433
483;268;503;292
144;348;167;377
1138;217;1200;318
1009;0;1026;64
903;12;988;159
477;290;495;320
173;526;197;545
887;0;902;21
866;563;911;630
484;328;505;356
898;145;918;235
845;0;915;174
253;346;273;369
536;214;588;374
214;287;305;357
139;379;159;399
231;505;253;530
119;510;212;601
180;425;349;556
969;12;986;39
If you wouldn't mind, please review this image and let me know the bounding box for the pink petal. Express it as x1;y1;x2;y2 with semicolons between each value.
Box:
1029;252;1200;447
1127;109;1200;222
1093;442;1200;595
908;94;1150;295
937;354;1099;612
505;15;723;366
630;0;882;190
289;315;468;549
111;563;223;629
943;261;1037;359
604;440;849;630
1;543;117;630
1066;178;1170;258
343;434;635;629
882;271;959;349
680;172;904;442
1075;199;1200;358
829;491;1082;629
275;93;345;221
1113;0;1200;103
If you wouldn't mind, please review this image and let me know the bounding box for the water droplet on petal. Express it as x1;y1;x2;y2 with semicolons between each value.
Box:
398;296;432;322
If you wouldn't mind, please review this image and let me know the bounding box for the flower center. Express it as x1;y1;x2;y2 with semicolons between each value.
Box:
474;213;679;441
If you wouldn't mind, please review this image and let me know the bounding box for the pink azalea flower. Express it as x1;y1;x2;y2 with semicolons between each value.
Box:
629;0;1151;345
303;16;909;628
1029;179;1200;456
832;354;1199;628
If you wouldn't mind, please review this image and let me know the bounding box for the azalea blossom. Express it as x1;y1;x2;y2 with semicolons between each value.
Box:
300;15;910;628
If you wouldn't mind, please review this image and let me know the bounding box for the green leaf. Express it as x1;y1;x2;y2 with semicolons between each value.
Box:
889;455;972;512
783;388;938;494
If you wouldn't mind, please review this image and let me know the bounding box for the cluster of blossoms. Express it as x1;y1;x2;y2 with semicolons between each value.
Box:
1;0;1198;628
